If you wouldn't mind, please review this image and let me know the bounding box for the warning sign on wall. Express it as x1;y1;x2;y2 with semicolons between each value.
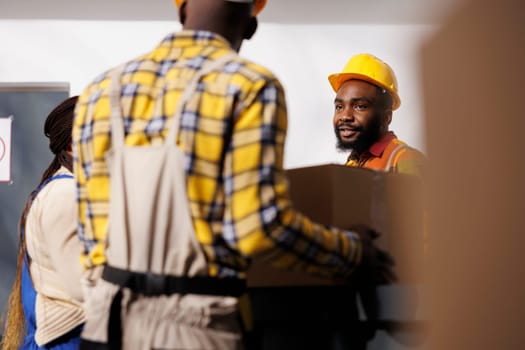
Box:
0;116;13;183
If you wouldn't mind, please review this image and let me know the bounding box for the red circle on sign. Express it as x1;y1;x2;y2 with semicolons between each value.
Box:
0;136;6;162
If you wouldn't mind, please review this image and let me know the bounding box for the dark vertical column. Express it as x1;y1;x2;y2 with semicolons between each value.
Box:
422;1;525;348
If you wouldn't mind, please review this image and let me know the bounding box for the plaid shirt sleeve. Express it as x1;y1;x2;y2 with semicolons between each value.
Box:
224;77;362;278
73;74;112;268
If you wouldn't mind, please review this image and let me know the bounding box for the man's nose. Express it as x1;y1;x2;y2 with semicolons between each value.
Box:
339;108;354;121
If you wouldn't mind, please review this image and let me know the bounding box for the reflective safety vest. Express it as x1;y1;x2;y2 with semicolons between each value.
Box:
345;134;425;176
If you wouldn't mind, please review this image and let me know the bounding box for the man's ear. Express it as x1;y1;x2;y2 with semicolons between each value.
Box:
178;1;187;26
244;17;258;40
384;109;393;128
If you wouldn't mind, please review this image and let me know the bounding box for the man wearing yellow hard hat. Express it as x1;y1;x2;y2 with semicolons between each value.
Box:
330;54;427;348
73;1;393;349
329;53;425;175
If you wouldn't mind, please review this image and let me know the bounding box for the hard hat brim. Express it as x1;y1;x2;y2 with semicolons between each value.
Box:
328;72;401;110
253;0;266;15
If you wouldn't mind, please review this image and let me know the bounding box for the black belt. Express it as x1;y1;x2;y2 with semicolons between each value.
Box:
102;265;246;297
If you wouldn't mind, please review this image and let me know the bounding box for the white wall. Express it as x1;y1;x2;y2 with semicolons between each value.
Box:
0;20;435;168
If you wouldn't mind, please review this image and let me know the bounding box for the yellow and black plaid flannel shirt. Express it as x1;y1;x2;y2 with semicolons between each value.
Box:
73;30;362;279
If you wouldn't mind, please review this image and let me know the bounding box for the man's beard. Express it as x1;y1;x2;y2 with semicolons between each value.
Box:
335;116;383;155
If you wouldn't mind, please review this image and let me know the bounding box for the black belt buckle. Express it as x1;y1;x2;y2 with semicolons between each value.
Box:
139;272;166;296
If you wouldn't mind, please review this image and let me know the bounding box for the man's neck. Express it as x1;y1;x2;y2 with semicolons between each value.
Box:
350;131;395;160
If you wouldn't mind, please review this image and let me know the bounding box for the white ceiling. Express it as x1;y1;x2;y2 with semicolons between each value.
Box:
1;0;462;24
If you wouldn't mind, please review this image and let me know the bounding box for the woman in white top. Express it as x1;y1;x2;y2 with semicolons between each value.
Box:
2;96;85;350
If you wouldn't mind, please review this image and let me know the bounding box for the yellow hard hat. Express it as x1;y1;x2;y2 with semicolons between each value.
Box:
174;0;266;16
328;53;401;110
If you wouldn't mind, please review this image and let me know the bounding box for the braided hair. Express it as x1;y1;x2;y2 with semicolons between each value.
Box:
1;96;78;350
41;95;76;178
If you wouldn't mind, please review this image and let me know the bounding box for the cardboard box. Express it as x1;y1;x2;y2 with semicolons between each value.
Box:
247;163;425;286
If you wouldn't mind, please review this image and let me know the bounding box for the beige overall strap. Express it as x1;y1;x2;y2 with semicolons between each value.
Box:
108;65;128;150
108;53;237;147
384;143;408;172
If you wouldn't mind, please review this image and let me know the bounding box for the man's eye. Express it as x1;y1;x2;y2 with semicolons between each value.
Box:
335;105;343;111
354;104;368;111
